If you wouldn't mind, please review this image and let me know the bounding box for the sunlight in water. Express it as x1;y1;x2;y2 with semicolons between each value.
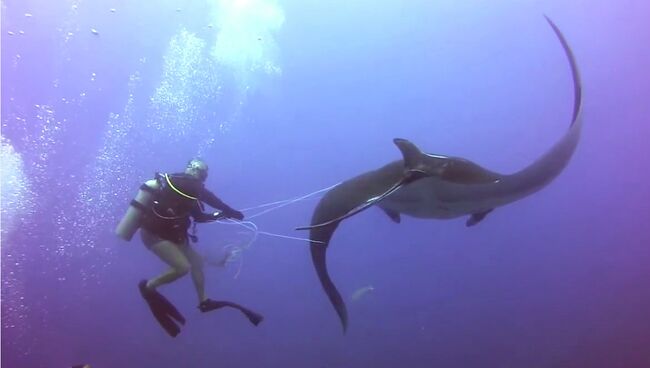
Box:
150;29;220;138
210;0;284;80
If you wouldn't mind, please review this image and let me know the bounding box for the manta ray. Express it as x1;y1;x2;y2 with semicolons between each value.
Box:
296;16;583;333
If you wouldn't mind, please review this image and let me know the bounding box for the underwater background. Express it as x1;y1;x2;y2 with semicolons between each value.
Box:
2;0;650;367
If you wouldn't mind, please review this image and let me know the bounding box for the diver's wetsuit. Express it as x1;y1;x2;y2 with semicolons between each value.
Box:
136;172;262;336
140;172;243;246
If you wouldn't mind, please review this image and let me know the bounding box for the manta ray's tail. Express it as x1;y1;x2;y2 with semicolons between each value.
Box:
500;16;583;197
544;15;582;126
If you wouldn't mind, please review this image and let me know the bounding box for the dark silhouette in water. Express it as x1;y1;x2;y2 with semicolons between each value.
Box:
116;158;262;336
298;16;583;333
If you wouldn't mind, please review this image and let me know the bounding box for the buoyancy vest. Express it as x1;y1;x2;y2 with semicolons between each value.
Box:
139;172;205;243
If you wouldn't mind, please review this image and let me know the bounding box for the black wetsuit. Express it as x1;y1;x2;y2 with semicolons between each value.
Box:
140;173;243;244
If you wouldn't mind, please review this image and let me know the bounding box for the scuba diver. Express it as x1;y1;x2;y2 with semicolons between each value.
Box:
115;158;263;337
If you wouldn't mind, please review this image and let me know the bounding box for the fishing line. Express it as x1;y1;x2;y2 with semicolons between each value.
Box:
205;183;334;277
213;220;321;278
221;220;258;278
242;182;340;220
216;219;323;245
239;181;339;212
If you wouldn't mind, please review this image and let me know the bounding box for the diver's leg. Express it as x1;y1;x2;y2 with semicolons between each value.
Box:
182;245;207;304
141;230;191;289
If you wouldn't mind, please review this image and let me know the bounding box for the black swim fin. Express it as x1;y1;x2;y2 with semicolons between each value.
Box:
138;280;186;337
199;299;264;326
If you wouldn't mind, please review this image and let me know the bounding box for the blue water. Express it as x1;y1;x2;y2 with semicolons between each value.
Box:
2;1;650;367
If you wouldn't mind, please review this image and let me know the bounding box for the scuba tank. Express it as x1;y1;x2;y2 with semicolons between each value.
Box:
115;179;160;241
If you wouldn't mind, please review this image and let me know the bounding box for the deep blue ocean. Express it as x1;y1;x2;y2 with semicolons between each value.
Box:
2;1;650;367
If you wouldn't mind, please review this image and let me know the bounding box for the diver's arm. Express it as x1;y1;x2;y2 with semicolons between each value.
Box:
199;188;244;220
191;207;220;223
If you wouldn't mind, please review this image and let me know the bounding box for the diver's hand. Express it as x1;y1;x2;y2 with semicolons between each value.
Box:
228;210;244;221
211;211;226;221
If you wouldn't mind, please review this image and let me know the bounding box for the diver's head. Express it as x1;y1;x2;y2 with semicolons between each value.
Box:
185;158;209;182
